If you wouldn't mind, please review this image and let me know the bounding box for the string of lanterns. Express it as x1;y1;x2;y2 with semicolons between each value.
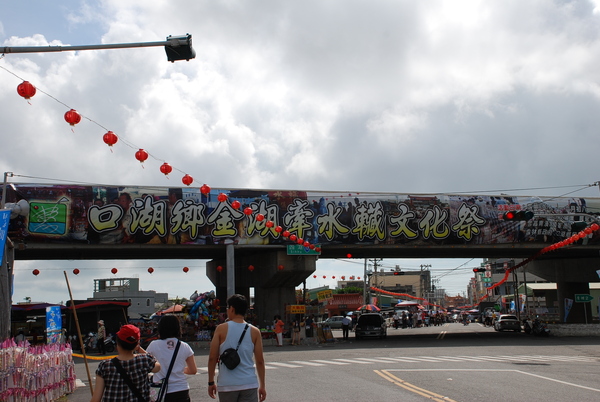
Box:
13;75;207;187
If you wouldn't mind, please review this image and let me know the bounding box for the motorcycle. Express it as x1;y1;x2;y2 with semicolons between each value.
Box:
83;332;116;353
532;318;550;337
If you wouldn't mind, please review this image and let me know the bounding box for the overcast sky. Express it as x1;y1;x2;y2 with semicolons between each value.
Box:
2;1;600;305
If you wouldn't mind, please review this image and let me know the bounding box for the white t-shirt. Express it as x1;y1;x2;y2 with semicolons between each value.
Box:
147;338;194;394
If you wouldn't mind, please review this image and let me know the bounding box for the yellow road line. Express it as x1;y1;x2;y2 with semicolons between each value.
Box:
374;369;458;402
72;352;116;360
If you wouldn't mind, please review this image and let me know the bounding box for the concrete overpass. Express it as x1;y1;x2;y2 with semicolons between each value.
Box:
3;183;600;327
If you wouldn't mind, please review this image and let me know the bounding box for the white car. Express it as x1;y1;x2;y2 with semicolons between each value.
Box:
320;316;347;329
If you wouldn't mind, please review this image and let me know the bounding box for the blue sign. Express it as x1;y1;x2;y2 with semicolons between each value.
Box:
46;306;62;344
0;209;10;265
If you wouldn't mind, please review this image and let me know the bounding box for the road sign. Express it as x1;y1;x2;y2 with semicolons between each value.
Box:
575;294;594;302
287;244;321;255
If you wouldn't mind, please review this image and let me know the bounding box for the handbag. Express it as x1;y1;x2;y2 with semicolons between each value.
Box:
150;340;181;402
219;324;249;370
112;357;146;402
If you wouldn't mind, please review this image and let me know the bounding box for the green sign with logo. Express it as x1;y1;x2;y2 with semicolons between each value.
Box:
575;294;594;302
287;244;321;255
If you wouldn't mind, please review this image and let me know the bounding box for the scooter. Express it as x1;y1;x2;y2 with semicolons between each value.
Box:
83;332;116;353
532;318;550;337
523;317;533;334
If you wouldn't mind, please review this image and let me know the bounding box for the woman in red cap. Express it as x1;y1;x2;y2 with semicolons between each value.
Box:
92;324;161;402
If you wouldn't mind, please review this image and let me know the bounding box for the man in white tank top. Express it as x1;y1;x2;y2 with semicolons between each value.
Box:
208;294;267;402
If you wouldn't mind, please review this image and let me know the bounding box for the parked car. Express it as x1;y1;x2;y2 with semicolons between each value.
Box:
355;313;387;339
320;316;346;329
494;314;521;332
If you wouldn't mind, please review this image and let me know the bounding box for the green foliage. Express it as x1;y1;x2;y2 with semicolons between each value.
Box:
334;287;363;295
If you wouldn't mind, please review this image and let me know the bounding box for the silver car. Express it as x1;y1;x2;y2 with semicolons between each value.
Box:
321;316;346;329
494;314;521;332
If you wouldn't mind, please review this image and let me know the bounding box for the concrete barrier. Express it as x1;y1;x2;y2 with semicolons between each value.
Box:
547;324;600;336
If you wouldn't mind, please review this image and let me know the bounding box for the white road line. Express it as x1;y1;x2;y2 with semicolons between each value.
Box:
75;379;86;388
267;362;303;368
334;358;372;364
355;357;396;363
289;360;326;366
311;359;349;365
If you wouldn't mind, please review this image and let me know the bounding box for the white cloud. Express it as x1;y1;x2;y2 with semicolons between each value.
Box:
3;1;600;304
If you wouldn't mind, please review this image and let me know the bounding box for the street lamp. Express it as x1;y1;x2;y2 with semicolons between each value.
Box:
1;34;196;62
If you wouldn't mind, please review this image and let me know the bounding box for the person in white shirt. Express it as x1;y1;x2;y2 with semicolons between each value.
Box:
341;315;351;340
147;315;197;401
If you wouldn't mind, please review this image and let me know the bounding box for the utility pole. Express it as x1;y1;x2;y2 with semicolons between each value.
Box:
369;258;382;306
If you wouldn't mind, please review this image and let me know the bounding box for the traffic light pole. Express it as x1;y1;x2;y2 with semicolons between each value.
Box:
1;34;195;62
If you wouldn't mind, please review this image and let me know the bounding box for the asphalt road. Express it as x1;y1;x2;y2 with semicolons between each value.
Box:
65;323;600;401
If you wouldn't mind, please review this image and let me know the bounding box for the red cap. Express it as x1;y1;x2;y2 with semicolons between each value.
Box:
117;324;140;343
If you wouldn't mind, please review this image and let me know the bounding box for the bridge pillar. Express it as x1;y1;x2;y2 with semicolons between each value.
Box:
527;258;598;323
207;250;316;328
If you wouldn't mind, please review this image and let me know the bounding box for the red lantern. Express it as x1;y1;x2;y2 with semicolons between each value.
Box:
135;149;149;163
309;244;315;249
313;275;317;278
275;226;283;233
73;268;80;275
217;193;228;202
148;267;154;274
315;247;321;252
591;223;599;231
160;162;173;176
64;109;82;126
357;276;361;280
323;275;326;279
231;200;241;210
182;174;193;186
266;221;274;228
248;265;255;272
282;230;290;238
332;276;336;279
32;269;40;276
103;131;118;147
303;241;310;247
244;207;253;215
277;265;284;271
256;214;265;221
217;265;223;272
17;81;36;99
341;276;345;280
289;234;297;241
111;268;118;274
200;184;211;195
297;238;304;245
183;266;189;273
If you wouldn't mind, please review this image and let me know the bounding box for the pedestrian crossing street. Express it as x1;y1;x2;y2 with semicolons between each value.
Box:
199;354;598;372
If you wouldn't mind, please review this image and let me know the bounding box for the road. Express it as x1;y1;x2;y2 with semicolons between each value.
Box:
65;322;600;401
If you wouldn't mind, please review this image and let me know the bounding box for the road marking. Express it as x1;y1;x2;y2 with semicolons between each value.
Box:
436;331;447;339
289;360;326;366
333;358;372;364
267;362;303;368
75;379;86;388
311;359;349;365
355;357;396;363
375;369;457;402
384;368;600;394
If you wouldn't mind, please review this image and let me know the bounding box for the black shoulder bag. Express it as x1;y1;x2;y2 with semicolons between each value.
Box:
112;357;146;402
219;324;249;370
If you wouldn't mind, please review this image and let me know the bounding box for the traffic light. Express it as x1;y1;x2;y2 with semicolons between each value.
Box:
473;268;486;273
502;210;534;221
393;271;405;275
164;34;196;62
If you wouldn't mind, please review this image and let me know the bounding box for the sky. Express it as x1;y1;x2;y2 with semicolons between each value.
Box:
2;1;600;305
